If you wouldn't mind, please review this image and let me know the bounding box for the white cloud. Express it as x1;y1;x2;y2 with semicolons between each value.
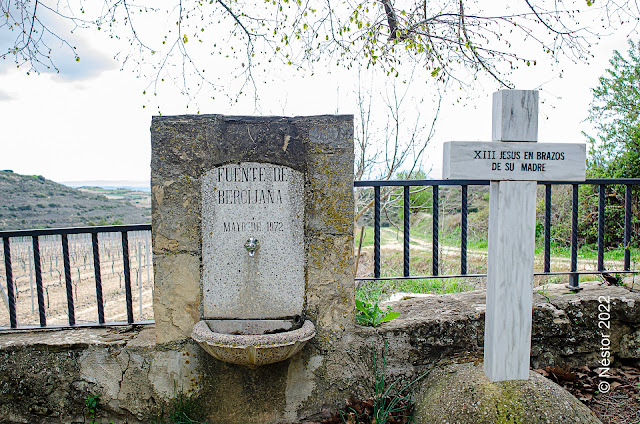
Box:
0;4;116;82
0;90;12;101
47;41;117;82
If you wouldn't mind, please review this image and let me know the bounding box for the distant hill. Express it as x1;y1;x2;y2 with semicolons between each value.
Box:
0;171;151;231
63;180;150;192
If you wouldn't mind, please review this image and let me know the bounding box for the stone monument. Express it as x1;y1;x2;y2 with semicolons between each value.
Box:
443;90;586;381
151;114;355;421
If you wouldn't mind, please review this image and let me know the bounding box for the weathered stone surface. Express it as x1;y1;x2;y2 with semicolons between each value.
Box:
151;115;352;178
0;345;83;423
379;289;486;366
530;281;640;367
201;163;305;319
620;329;640;358
1;283;639;423
198;351;290;423
148;343;200;397
306;151;354;235
152;252;201;344
74;329;201;421
284;353;324;421
151;175;201;254
414;362;601;424
307;120;354;152
306;233;355;349
0;327;201;423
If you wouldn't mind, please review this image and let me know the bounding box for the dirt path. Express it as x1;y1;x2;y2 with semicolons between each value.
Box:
358;227;631;274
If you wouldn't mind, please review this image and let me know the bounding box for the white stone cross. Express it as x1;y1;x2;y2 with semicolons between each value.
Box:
443;90;586;382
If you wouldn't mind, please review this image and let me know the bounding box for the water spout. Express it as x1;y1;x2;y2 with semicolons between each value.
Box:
244;237;260;258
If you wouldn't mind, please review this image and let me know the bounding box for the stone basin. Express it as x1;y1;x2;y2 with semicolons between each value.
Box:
191;318;316;366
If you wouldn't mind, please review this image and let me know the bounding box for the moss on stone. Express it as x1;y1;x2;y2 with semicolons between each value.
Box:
414;361;601;424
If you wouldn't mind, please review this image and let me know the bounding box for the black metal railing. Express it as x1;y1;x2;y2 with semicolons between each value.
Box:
354;178;640;288
0;224;152;330
1;178;638;331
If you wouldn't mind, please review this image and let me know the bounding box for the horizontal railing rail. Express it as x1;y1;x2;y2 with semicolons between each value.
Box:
1;224;152;330
354;178;640;289
1;178;638;331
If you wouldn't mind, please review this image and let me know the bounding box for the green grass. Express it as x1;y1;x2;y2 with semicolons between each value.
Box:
357;224;639;263
533;241;640;263
395;277;474;294
150;387;207;424
357;272;475;304
355;221;638;301
357;223;488;252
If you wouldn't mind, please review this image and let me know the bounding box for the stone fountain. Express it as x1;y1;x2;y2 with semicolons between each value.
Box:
150;114;356;380
191;162;315;366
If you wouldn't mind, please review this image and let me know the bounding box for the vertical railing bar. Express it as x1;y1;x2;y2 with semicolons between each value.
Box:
624;184;632;271
432;185;439;276
403;186;410;277
61;234;75;326
137;241;143;317
28;244;34;313
544;184;552;273
461;185;468;275
32;236;46;327
597;184;605;271
374;186;381;279
568;184;580;290
122;232;134;324
91;233;105;324
3;238;17;328
145;233;151;284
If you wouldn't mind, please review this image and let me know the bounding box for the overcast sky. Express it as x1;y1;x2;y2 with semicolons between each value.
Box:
0;6;636;186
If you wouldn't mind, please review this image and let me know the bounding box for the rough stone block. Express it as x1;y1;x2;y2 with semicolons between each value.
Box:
151;176;201;254
307;117;354;151
152;253;201;344
306;151;355;235
620;329;640;358
415;362;601;424
151;118;208;179
306;232;355;347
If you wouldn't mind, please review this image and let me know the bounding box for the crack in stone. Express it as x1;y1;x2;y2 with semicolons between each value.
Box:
117;351;132;400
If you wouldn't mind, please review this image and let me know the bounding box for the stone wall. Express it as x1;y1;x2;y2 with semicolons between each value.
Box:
1;282;638;423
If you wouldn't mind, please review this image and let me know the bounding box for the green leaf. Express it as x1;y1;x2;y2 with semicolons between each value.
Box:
379;312;401;323
355;299;368;313
355;313;370;325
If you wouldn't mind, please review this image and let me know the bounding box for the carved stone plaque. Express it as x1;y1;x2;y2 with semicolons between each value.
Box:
201;162;304;319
